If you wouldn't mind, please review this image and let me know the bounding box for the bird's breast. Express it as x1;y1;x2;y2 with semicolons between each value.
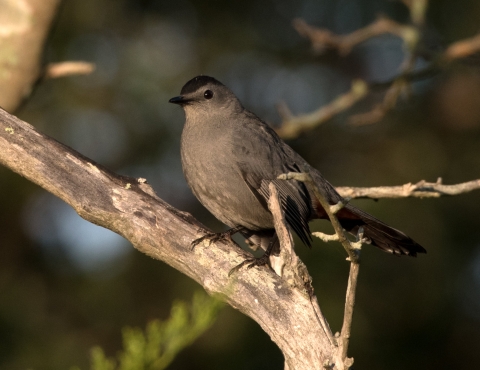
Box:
180;124;273;229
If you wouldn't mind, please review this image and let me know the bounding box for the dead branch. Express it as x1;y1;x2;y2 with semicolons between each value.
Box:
276;80;368;139
268;184;336;348
336;178;480;199
338;261;360;369
443;33;480;61
280;2;480;137
349;78;410;126
401;0;429;26
281;15;420;135
293;17;417;56
0;107;341;370
44;61;96;79
279;171;365;369
278;172;359;263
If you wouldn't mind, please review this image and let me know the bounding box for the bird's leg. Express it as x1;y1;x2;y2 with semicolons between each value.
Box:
228;234;278;276
191;225;246;250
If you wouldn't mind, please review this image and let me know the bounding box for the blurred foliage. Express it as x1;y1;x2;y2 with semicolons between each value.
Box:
84;292;223;370
1;0;480;369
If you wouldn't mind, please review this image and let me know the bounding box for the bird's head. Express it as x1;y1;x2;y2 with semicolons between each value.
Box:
169;75;244;120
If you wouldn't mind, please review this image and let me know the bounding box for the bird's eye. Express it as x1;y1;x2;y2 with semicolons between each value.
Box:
204;90;214;99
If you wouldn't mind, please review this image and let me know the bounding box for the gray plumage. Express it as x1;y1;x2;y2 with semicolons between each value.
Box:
170;76;426;260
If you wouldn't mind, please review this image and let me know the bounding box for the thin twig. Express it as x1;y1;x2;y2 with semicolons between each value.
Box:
280;15;420;135
293;17;417;56
349;77;410;125
312;232;340;243
278;171;358;262
44;61;96;79
349;2;423;125
336;178;480;199
283;2;480;136
267;183;296;277
339;261;359;368
443;33;480;61
279;171;364;369
276;80;368;139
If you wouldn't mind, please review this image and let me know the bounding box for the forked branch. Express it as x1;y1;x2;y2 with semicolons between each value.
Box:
279;171;366;369
278;1;480;136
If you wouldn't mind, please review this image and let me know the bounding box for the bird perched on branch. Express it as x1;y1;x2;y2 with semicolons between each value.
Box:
170;75;426;272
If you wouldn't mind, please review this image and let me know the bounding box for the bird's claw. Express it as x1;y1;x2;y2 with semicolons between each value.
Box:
191;226;244;251
228;254;271;277
191;232;228;250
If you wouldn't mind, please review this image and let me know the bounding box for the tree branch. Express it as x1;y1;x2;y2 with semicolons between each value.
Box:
267;184;336;349
278;172;358;262
336;178;480;199
278;171;366;369
0;0;62;112
287;13;422;131
443;33;480;61
275;80;368;139
0;108;341;369
44;61;96;79
293;16;417;56
279;3;480;136
338;261;360;369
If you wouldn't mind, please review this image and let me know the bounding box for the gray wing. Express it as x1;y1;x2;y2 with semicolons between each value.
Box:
233;113;313;246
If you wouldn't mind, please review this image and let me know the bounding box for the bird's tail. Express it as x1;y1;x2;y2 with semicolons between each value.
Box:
336;204;426;256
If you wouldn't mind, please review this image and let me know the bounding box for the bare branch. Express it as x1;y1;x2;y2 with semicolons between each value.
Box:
0;108;340;370
276;80;368;139
336;178;480;199
281;4;480;136
443;33;480;61
312;232;340;243
278;16;420;136
44;61;96;79
349;78;410;125
267;183;296;277
279;172;358;262
279;171;363;369
402;0;429;26
339;261;360;368
268;184;336;347
293;17;418;56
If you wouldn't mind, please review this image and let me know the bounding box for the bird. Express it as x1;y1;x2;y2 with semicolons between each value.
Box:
169;75;426;272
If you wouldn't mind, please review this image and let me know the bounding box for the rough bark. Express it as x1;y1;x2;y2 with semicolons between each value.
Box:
0;108;338;369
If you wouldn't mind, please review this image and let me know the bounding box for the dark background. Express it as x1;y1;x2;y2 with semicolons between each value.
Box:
1;0;480;368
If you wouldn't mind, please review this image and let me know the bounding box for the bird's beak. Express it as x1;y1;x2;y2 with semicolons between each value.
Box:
169;95;187;105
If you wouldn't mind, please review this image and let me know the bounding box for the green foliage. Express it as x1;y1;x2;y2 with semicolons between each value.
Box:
89;291;224;370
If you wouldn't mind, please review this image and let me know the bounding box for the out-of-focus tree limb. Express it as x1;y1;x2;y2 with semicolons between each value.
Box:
292;17;418;55
336;178;480;199
280;2;480;137
0;107;340;370
443;33;480;61
287;9;424;131
44;61;96;79
401;0;429;26
276;80;368;139
0;0;62;112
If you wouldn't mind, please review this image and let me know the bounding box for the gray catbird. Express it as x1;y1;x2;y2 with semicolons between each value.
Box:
170;75;426;271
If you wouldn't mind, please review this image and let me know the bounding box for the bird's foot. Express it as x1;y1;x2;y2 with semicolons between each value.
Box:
228;254;272;277
191;226;245;251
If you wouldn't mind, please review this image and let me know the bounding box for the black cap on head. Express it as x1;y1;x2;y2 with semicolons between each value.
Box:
180;75;224;95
